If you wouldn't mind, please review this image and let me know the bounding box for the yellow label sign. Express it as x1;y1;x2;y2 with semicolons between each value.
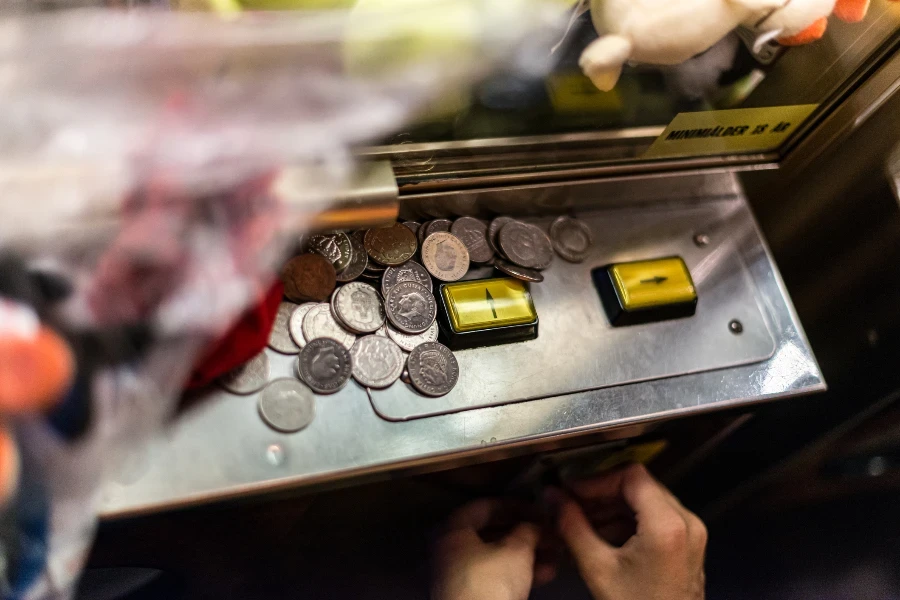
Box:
644;104;818;159
546;73;623;114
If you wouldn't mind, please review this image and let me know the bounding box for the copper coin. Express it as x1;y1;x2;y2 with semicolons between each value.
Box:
365;224;417;266
281;254;336;303
450;217;493;264
488;216;513;259
424;219;452;238
421;232;470;282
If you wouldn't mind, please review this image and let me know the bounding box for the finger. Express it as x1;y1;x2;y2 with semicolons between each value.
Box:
557;496;616;573
620;464;691;546
446;498;501;532
568;467;629;501
502;522;540;554
533;563;557;587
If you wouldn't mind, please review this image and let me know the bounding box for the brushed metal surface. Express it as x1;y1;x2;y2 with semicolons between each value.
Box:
98;172;823;518
371;205;775;420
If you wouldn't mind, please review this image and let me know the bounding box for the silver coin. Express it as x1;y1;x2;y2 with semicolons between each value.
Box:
302;303;356;350
488;216;514;258
336;232;368;282
386;320;439;352
298;338;352;394
219;352;269;395
451;217;494;264
268;301;301;354
418;220;431;248
425;219;452;238
402;221;420;235
498;221;554;269
258;378;316;433
333;282;385;334
421;232;470;282
407;342;459;397
385;281;437;334
288;303;317;349
494;258;544;283
374;323;390;338
308;232;352;273
382;260;433;296
350;335;406;389
549;216;593;263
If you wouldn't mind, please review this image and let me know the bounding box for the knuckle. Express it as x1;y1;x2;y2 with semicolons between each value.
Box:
691;516;709;548
651;516;689;551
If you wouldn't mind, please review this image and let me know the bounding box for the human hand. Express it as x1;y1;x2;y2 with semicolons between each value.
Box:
431;499;543;600
555;463;707;600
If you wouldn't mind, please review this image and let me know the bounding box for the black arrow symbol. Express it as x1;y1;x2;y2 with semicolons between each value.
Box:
640;276;668;285
485;289;498;318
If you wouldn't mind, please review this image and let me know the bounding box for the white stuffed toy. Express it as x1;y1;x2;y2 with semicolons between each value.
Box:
570;0;846;91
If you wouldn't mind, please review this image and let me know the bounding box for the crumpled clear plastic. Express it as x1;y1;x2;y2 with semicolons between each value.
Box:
0;3;563;598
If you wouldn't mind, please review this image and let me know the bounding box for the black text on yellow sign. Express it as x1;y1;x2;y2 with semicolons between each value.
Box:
438;278;538;350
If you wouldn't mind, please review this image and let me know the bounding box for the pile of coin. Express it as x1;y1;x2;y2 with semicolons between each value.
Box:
219;215;593;426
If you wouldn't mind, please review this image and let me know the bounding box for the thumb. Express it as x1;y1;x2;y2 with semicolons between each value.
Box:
558;497;617;575
502;522;540;554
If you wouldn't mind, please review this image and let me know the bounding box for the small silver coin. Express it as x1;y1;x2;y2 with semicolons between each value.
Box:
302;303;356;350
549;216;593;263
494;258;544;283
382;260;433;296
421;232;470;282
498;221;554;269
407;341;459;397
219;352;269;395
402;221;420;235
333;282;385;334
336;232;368;282
268;301;301;354
451;217;494;264
488;216;514;258
308;232;352;273
350;335;406;389
258;378;316;433
418;220;432;248
288;303;317;349
298;338;352;394
386;320;439;352
424;218;452;238
385;281;437;334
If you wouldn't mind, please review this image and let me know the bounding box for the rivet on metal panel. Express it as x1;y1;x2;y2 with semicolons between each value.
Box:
729;320;744;334
693;233;711;247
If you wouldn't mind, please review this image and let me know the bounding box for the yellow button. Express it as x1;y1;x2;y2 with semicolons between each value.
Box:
610;257;696;311
441;278;537;333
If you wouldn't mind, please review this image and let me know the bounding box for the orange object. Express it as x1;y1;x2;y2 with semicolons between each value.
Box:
778;17;828;45
0;426;18;506
834;0;870;22
0;326;74;414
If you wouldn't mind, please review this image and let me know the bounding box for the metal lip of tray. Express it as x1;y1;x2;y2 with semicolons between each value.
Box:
99;171;824;518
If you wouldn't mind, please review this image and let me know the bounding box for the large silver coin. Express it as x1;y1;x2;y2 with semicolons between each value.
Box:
308;232;352;273
298;338;352;394
407;342;459;397
549;216;593;263
288;303;317;349
488;216;513;258
451;217;494;264
335;232;368;282
421;232;470;282
386;320;439;352
258;379;315;433
424;218;452;238
219;352;270;395
301;303;356;350
382;260;432;296
385;281;437;334
350;335;405;389
498;221;554;269
333;282;385;334
268;301;301;354
494;258;544;283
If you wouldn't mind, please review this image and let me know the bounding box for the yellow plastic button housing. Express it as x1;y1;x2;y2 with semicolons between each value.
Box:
593;257;697;326
438;278;538;349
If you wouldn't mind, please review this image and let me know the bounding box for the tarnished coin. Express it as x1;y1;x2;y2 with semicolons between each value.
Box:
421;232;470;282
494;258;544;283
424;219;452;238
365;224;417;266
386;320;439;352
350;335;405;389
418;220;431;248
402;221;420;235
219;352;269;395
333;282;385;334
408;342;459;397
288;303;317;349
488;216;514;258
308;232;352;273
549;216;593;263
382;260;432;296
258;379;316;433
385;281;437;334
498;221;554;269
298;338;352;394
268;301;301;354
281;254;336;303
451;217;493;264
302;303;356;350
336;232;368;282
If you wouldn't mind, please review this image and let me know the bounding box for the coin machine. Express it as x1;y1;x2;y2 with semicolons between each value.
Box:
100;4;900;518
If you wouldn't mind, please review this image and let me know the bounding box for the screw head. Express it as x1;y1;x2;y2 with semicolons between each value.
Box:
729;320;743;334
265;444;285;467
694;234;710;247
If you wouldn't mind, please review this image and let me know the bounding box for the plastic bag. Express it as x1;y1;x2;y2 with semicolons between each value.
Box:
0;3;563;597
